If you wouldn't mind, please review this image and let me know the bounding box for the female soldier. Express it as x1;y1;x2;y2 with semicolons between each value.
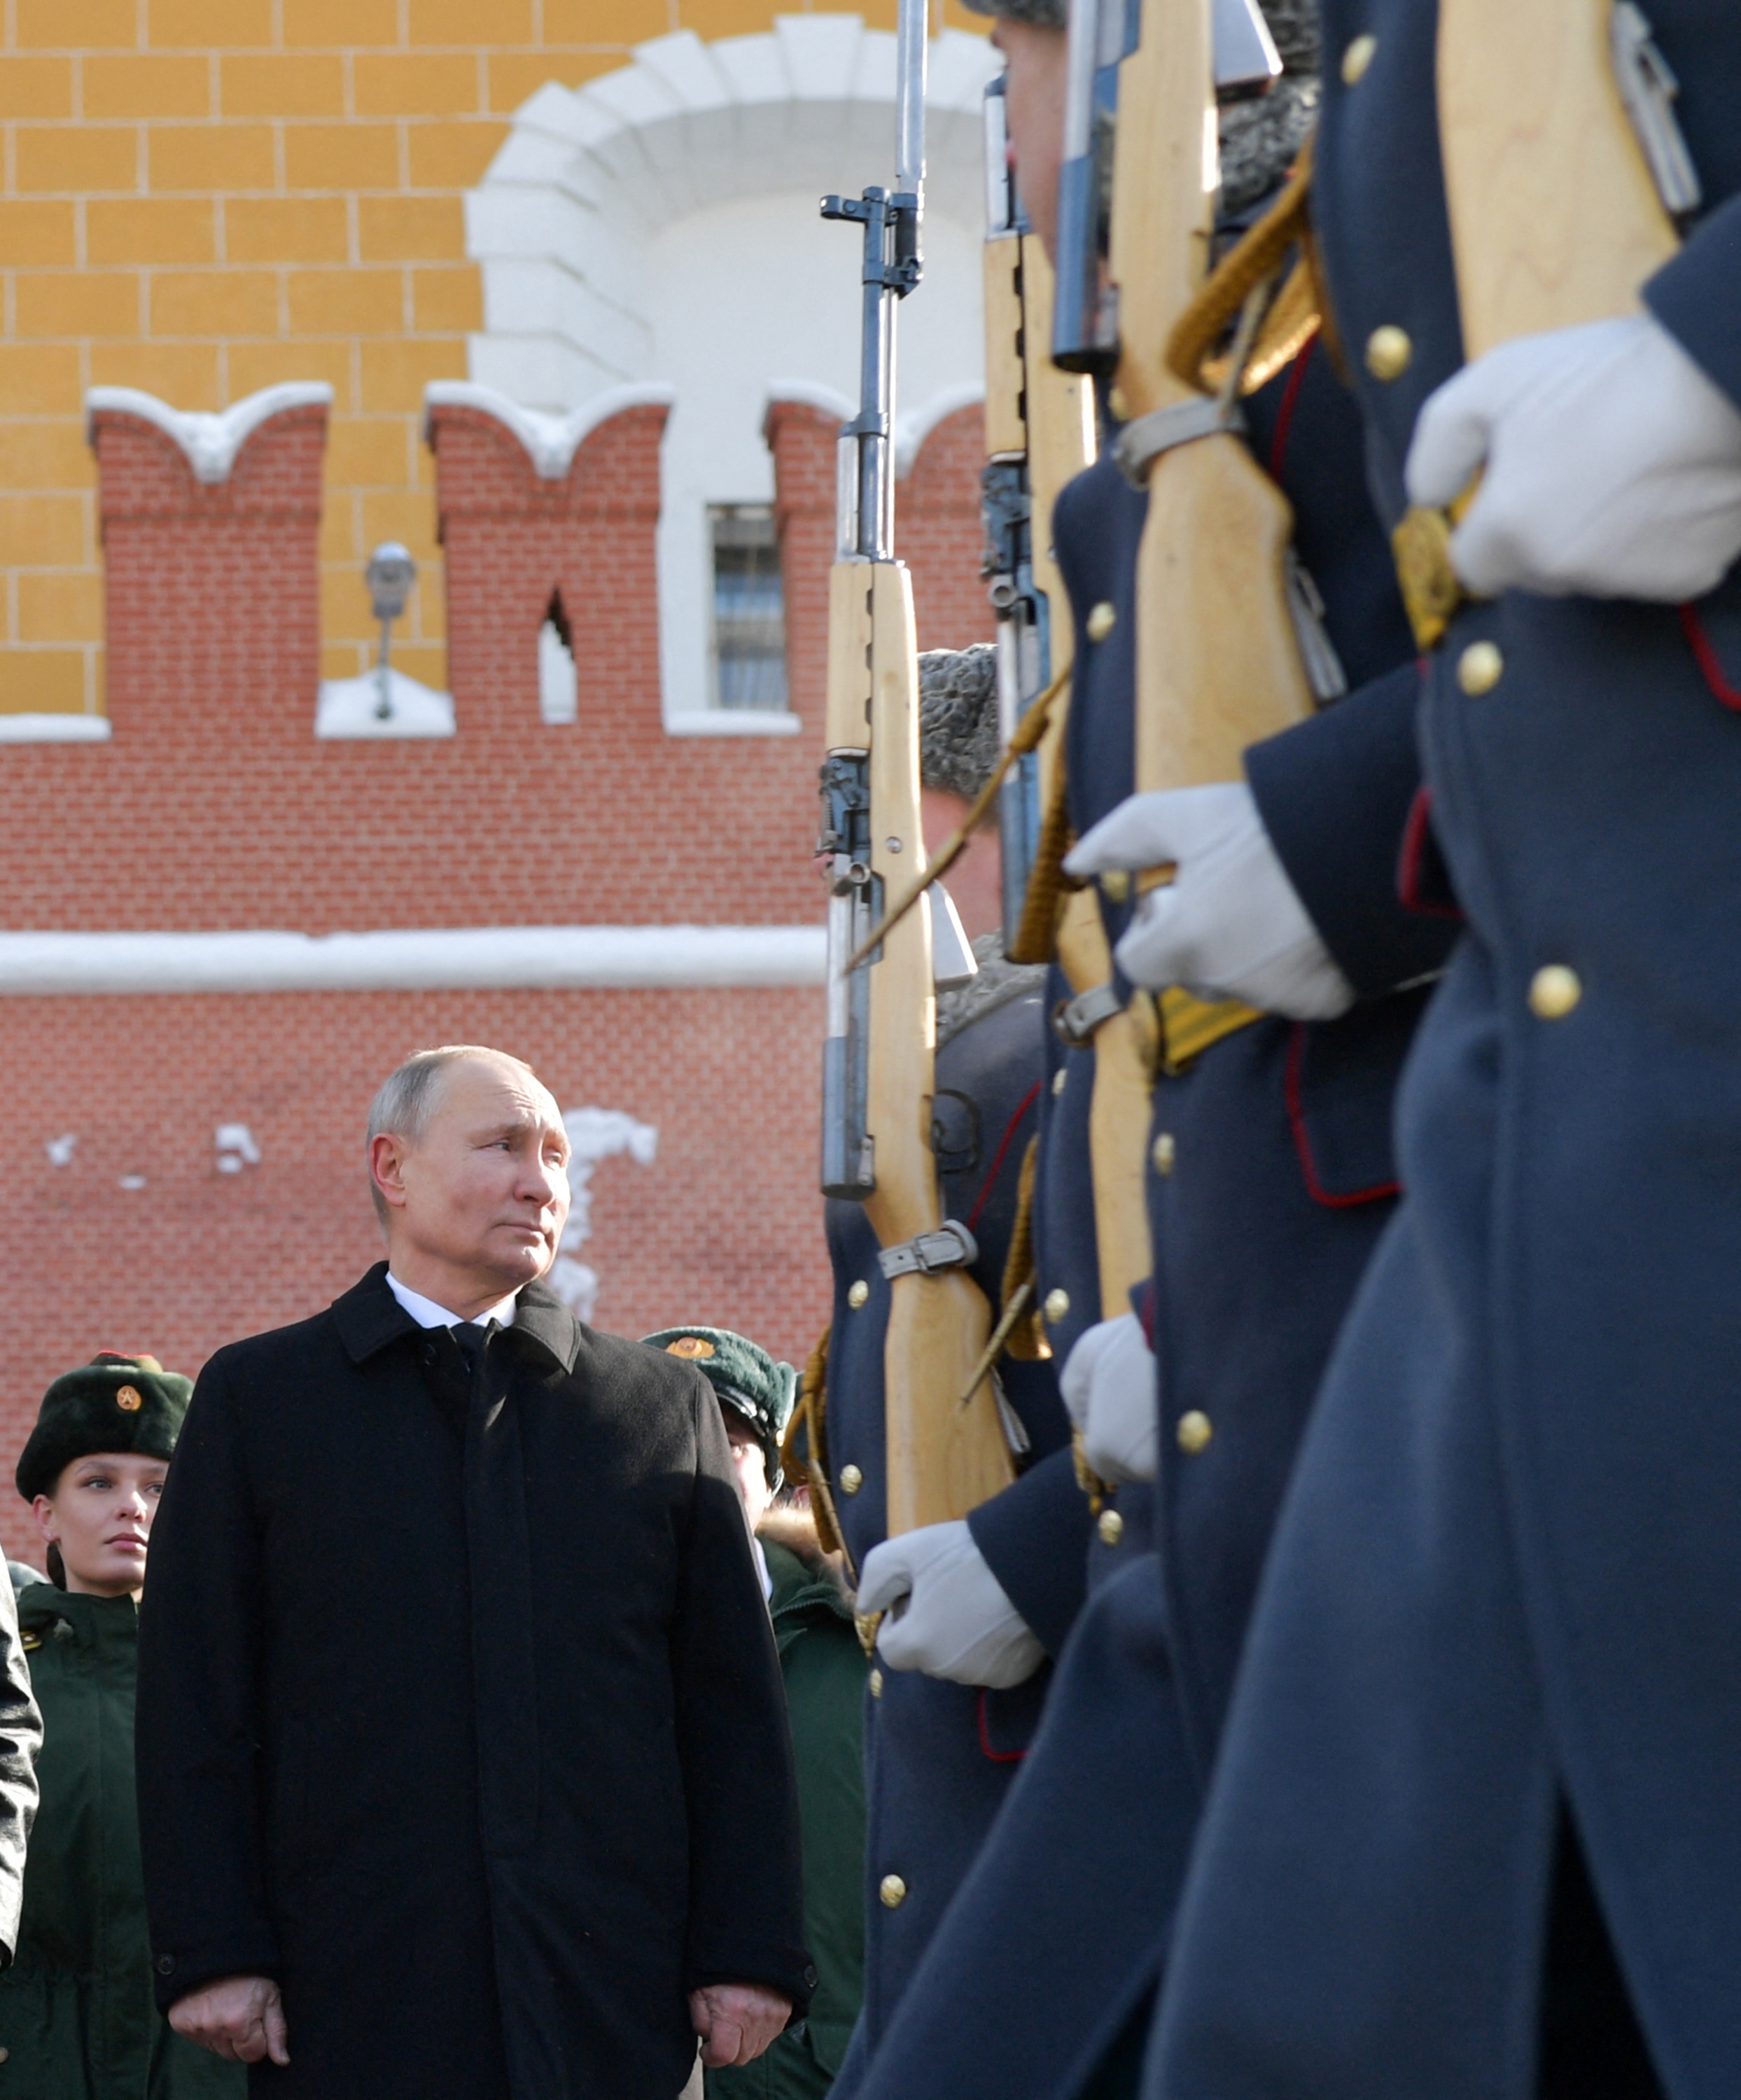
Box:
1;1351;240;2098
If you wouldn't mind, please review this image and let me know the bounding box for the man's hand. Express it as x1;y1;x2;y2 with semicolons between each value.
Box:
857;1520;1044;1688
169;1975;289;2065
1407;314;1741;601
1065;783;1355;1020
1061;1314;1158;1485
689;1982;791;2068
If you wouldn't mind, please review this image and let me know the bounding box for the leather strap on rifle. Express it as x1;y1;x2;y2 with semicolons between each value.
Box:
1165;141;1340;398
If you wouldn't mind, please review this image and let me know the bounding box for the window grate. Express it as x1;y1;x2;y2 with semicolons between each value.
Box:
709;505;788;712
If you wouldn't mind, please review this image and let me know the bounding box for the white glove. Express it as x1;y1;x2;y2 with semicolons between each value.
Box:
1060;1313;1158;1485
1065;782;1355;1019
856;1519;1044;1689
1406;314;1741;602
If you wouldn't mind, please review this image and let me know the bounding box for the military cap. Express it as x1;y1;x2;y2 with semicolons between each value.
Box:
919;643;1000;802
957;0;1065;29
641;1327;797;1492
16;1352;193;1502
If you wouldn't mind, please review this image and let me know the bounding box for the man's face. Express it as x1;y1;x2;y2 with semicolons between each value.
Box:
992;18;1070;264
374;1057;572;1295
722;1413;774;1533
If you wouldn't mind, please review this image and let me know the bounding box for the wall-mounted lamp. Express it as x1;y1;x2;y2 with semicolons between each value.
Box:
365;542;417;720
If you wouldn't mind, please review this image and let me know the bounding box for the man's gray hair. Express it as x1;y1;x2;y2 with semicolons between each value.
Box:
365;1044;540;1223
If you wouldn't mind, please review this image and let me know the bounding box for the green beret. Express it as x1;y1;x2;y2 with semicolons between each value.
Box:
641;1327;797;1492
16;1352;193;1503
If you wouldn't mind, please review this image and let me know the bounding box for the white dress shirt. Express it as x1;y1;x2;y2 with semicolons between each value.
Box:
385;1270;519;1331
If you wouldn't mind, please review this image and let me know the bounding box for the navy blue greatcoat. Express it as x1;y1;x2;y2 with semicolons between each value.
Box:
1149;7;1741;2099
820;977;1089;2087
848;341;1455;2100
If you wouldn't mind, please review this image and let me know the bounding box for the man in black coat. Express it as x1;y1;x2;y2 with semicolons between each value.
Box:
135;1044;812;2100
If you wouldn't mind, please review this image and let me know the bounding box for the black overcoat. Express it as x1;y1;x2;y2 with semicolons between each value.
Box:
134;1266;811;2100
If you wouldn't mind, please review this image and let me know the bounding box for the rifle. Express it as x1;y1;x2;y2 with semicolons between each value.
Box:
1395;0;1686;646
1108;0;1320;798
984;69;1159;1323
818;0;1016;1536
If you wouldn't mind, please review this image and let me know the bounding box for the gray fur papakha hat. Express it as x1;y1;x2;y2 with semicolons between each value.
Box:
957;0;1065;27
641;1327;798;1492
17;1352;192;1502
919;644;1000;802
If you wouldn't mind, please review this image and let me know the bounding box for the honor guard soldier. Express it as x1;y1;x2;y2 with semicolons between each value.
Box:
1143;5;1741;2099
847;1;1463;2096
791;645;1089;2093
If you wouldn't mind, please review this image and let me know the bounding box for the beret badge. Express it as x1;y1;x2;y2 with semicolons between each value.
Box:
116;1385;144;1412
665;1336;716;1360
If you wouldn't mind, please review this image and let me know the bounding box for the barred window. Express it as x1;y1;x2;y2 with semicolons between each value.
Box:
708;505;788;712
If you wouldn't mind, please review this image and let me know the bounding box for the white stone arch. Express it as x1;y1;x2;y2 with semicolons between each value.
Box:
464;16;996;729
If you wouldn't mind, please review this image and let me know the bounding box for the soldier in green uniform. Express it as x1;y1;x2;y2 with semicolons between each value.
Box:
3;1351;241;2099
643;1328;867;2100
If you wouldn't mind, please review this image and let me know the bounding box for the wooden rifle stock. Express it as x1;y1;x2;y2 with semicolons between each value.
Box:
1112;0;1315;797
827;562;1016;1536
1438;0;1677;358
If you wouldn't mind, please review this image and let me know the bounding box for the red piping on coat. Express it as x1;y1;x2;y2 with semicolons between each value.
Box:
965;1079;1042;1233
1397;784;1463;920
1679;601;1741;711
1284;1023;1401;1210
1268;329;1318;480
977;1688;1028;1764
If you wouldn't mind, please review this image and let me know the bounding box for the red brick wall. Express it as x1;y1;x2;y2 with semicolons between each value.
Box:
0;985;827;1564
0;385;989;1562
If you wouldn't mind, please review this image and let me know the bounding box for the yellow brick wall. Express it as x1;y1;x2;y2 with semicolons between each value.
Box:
0;0;984;713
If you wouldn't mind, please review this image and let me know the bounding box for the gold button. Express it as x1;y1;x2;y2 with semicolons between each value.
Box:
879;1874;907;1909
1341;31;1377;83
840;1463;864;1495
847;1280;869;1309
1529;965;1582;1021
1051;1067;1067;1098
1177;1410;1213;1455
1086;601;1117;644
868;1667;883;1698
1044;1287;1070;1325
1098;1508;1124;1547
1152;1132;1175;1175
1099;868;1131;904
1364;326;1413;382
1457;640;1504;696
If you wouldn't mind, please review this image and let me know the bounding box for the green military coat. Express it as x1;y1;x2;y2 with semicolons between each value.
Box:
0;1586;240;2099
711;1534;867;2100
